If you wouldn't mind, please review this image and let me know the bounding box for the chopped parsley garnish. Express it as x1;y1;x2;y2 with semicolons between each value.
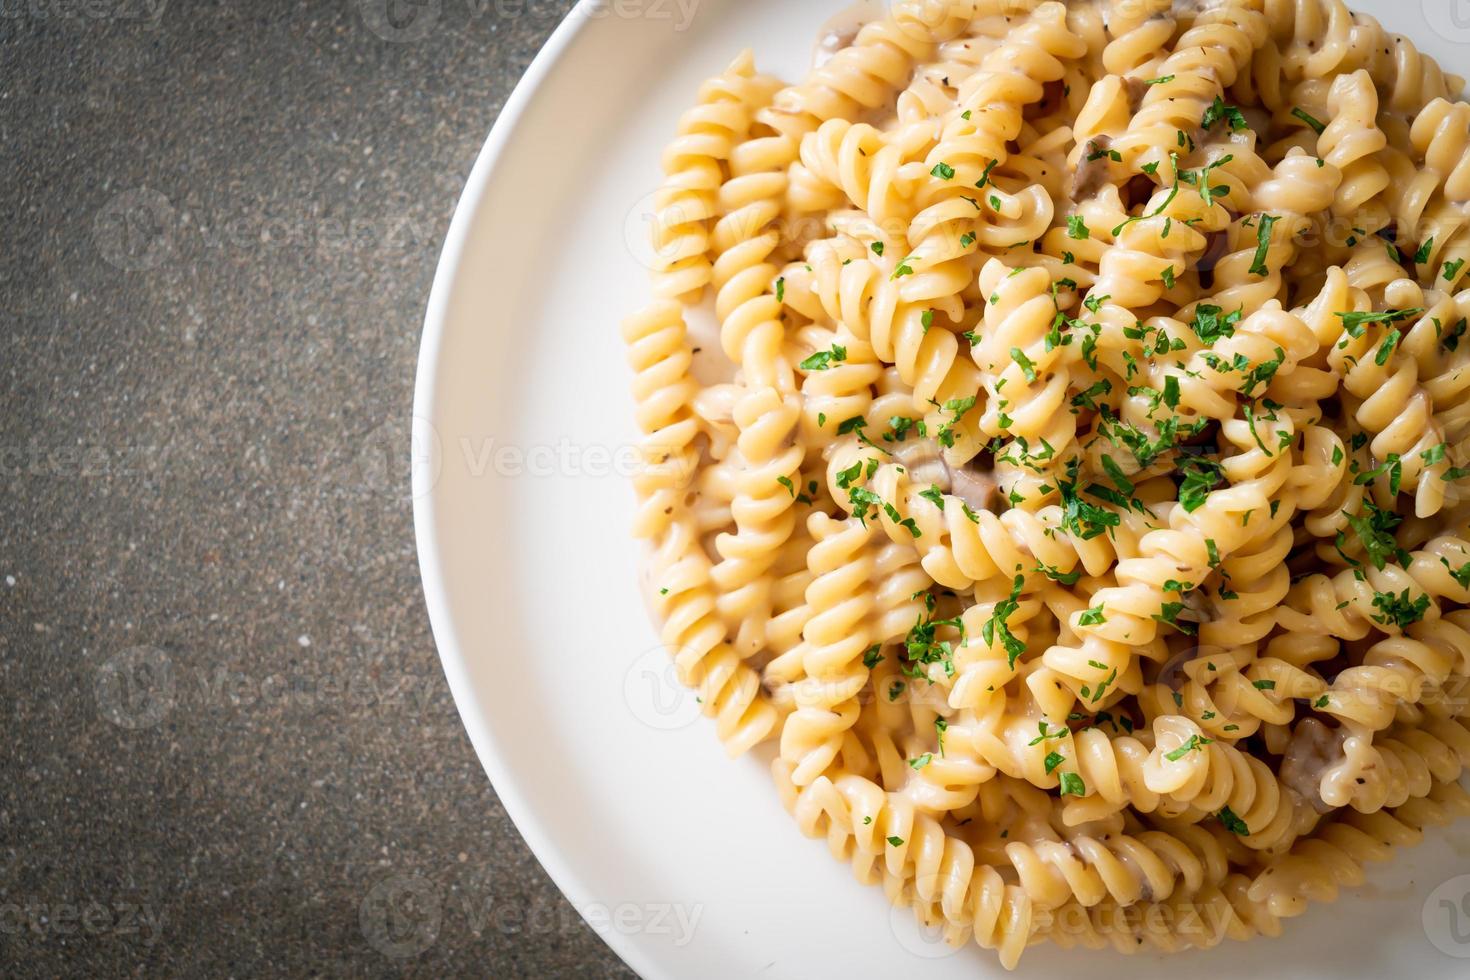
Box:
1189;304;1242;343
1078;605;1106;626
1218;806;1251;836
1066;215;1091;240
1059;460;1122;540
918;485;946;510
1442;557;1470;589
1012;347;1038;382
836;416;892;456
1100;455;1134;496
1037;562;1082;586
1355;453;1403;495
870;241;884;257
1240;348;1285;397
1162;375;1181;409
903;597;964;679
1164;734;1213;761
799;344;847;371
1112;180;1181;236
1344;501;1410;570
931;161;955;180
1370;588;1430;629
1374;330;1401;366
1058;772;1086;797
1201;96;1248;132
1443;317;1469;353
1071;378;1112;411
1029;721;1068;745
1248;214;1279;277
1178;154;1233;208
934;396;977;449
1336;308;1423;339
1154;601;1197;635
1291;106;1326;135
1044;751;1065;775
886;503;920;537
981;574;1028;669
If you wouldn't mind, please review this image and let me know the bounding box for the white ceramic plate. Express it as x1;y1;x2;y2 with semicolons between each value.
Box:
414;2;1470;975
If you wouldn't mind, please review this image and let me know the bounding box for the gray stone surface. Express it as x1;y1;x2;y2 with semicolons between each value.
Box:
1;1;632;975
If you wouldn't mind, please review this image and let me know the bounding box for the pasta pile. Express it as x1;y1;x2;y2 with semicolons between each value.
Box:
621;0;1470;963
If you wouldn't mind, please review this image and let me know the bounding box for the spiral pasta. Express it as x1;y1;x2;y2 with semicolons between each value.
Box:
623;0;1470;966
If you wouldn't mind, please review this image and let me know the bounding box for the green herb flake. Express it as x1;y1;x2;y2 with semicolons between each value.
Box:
1218;806;1251;836
1164;734;1213;762
1248;214;1279;277
1291;106;1326;135
799;344;848;372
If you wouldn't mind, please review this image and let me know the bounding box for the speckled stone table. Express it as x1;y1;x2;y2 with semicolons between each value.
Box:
1;1;632;975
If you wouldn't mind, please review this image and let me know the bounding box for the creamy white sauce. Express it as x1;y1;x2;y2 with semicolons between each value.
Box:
813;0;887;69
684;297;737;387
1280;718;1346;814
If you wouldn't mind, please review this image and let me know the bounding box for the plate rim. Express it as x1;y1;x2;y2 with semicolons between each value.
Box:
411;5;665;979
